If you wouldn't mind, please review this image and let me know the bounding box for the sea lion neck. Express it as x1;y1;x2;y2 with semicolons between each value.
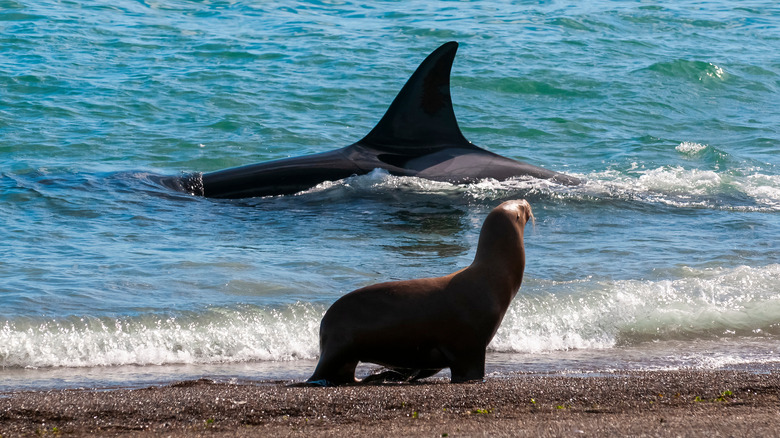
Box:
471;201;529;292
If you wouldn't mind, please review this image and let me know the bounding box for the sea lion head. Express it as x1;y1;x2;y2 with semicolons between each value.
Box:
477;199;533;245
497;198;534;226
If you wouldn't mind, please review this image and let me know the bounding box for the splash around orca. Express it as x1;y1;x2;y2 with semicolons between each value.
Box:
162;42;580;199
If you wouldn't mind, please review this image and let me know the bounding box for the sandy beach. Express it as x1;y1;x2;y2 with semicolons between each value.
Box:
1;370;778;437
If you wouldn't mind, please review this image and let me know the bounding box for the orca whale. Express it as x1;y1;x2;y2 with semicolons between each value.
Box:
163;41;580;199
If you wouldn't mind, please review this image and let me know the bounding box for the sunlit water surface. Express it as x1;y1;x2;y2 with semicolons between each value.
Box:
1;1;779;390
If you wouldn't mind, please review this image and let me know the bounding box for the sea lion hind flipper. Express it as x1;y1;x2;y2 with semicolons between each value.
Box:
360;367;442;384
409;368;441;381
360;368;409;384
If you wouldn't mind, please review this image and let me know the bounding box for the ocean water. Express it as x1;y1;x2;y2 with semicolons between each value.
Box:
1;0;779;390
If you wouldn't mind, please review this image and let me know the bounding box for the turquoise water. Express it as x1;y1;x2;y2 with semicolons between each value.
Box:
2;1;779;389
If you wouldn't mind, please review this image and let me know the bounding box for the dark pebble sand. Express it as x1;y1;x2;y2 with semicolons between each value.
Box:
1;370;779;437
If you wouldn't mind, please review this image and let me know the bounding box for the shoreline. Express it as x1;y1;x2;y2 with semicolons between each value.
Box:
1;370;778;437
4;340;778;393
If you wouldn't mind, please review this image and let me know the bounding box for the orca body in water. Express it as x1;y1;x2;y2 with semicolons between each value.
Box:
164;42;580;199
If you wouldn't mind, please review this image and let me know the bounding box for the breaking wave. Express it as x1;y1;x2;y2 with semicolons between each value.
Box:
3;265;778;369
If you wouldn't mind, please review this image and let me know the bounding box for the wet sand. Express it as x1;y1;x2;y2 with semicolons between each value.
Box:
1;370;778;437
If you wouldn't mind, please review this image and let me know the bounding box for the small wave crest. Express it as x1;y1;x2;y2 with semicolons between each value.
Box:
575;150;779;210
0;303;324;369
646;59;729;86
492;264;780;353
675;141;708;155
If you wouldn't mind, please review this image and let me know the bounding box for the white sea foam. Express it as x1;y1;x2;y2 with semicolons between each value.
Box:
636;166;721;194
739;173;780;210
0;303;323;369
294;164;780;212
573;166;780;211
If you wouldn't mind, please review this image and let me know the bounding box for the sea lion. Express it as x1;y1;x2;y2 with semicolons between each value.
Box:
306;199;533;386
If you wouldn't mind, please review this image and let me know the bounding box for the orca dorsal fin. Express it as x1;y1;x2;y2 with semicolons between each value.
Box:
357;41;477;155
